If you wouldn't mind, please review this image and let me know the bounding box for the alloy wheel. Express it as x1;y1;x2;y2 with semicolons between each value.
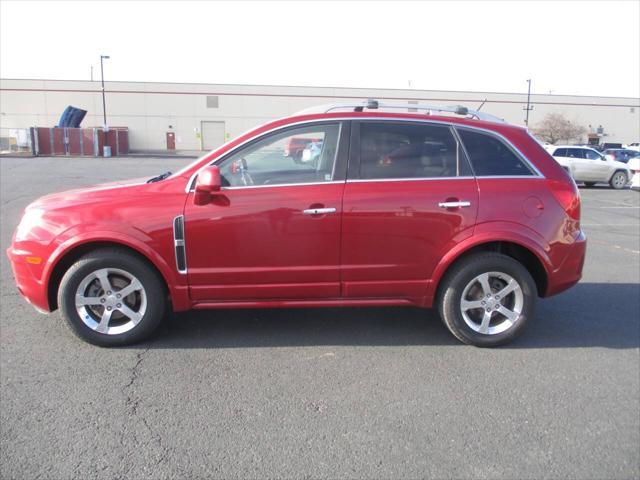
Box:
75;267;147;335
460;271;524;335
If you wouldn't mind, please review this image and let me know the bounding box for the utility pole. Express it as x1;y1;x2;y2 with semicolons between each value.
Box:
523;78;533;126
90;65;93;82
100;55;110;127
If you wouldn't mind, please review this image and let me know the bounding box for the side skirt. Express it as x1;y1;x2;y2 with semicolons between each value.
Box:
191;298;426;310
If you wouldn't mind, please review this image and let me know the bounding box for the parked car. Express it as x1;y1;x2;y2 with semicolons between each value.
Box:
546;145;631;189
602;148;640;163
284;137;322;163
628;157;640;190
624;142;640;152
7;101;586;348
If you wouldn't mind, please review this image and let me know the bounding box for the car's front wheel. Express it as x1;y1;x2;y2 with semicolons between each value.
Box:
609;170;628;189
438;253;537;347
58;248;166;346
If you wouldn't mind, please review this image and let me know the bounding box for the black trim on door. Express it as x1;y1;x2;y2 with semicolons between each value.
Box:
332;120;351;182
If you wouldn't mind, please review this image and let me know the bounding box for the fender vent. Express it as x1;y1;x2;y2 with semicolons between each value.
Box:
173;215;187;274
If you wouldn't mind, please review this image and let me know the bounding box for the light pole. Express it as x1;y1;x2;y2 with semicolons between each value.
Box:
100;55;110;127
523;78;533;126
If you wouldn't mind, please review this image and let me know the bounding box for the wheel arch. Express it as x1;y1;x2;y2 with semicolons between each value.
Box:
432;238;550;304
46;238;177;312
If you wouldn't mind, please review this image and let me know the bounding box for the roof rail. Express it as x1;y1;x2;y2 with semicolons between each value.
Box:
294;99;506;123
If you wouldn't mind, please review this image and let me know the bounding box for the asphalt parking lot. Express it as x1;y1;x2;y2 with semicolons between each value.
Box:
1;156;638;479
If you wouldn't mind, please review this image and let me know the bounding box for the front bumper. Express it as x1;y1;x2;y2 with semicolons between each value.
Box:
545;230;587;297
6;247;51;312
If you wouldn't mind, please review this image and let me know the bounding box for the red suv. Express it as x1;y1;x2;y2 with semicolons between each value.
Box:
7;101;586;347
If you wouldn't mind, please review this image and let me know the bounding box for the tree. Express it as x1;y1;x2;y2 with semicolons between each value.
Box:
532;113;587;144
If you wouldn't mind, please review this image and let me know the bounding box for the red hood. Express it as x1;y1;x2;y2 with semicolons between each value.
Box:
29;177;148;210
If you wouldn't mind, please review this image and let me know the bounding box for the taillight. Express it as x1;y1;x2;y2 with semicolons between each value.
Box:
547;178;581;221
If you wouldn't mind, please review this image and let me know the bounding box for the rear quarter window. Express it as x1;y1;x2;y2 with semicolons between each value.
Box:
457;128;535;176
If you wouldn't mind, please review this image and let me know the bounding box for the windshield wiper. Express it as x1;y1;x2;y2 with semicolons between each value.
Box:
147;171;172;183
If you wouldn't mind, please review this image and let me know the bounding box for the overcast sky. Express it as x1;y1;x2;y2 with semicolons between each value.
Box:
1;0;639;98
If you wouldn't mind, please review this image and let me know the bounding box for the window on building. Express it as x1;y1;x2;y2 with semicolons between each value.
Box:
358;122;471;179
458;129;535;176
206;96;219;108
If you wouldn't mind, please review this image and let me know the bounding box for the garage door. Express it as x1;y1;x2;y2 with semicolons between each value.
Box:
201;121;225;151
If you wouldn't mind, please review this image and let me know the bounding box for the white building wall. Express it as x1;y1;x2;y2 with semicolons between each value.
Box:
1;78;638;151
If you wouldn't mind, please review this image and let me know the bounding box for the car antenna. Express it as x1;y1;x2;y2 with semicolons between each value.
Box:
477;99;487;111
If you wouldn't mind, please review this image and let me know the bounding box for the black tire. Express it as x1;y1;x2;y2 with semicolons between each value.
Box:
584;182;597;187
437;253;537;347
58;248;166;347
609;170;628;190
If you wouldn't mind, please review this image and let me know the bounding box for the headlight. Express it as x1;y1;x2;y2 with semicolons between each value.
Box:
14;208;46;242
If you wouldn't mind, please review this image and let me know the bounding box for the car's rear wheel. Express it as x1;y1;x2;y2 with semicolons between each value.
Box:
438;253;537;347
58;248;166;346
610;170;628;189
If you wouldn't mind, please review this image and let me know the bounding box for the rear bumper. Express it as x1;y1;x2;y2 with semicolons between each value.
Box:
6;247;51;313
545;230;587;297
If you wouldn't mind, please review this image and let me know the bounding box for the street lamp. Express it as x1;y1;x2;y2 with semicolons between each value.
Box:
523;78;533;126
100;55;110;127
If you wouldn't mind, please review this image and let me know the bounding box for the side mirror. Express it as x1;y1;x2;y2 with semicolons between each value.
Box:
194;165;221;205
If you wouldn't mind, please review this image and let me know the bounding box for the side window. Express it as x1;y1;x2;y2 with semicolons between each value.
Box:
218;124;341;187
358;122;471;179
567;148;585;159
583;149;602;160
457;129;535;176
553;148;568;157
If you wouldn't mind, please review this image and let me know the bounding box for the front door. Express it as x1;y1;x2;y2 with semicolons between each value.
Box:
184;121;349;301
341;121;479;303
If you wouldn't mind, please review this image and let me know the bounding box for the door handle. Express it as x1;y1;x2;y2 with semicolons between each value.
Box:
438;201;471;208
302;207;337;215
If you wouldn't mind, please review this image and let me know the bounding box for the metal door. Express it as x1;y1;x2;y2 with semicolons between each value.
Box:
201;121;225;151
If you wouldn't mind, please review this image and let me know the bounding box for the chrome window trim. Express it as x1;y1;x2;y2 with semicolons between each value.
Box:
346;176;475;183
185;116;545;192
221;180;345;191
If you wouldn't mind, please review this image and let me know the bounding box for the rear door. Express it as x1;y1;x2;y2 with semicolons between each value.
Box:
568;148;609;180
340;120;478;304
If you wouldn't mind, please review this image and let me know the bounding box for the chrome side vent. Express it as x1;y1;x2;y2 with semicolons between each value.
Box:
173;215;187;274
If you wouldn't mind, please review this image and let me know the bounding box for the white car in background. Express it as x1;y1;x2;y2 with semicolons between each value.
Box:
546;145;631;189
627;157;640;190
624;142;640;152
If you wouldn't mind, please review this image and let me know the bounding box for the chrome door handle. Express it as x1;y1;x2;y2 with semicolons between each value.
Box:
438;201;471;208
303;207;337;215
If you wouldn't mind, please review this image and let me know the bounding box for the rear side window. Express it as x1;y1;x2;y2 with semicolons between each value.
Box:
567;148;585;159
553;148;568;157
358;122;472;179
457;129;535;176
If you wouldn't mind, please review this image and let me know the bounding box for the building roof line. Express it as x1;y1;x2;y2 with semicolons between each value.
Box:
1;77;639;102
1;87;639;109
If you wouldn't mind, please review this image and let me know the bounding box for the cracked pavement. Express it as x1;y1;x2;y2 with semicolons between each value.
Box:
1;157;639;479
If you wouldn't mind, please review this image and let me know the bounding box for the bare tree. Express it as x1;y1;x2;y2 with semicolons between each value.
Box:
532;113;588;144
